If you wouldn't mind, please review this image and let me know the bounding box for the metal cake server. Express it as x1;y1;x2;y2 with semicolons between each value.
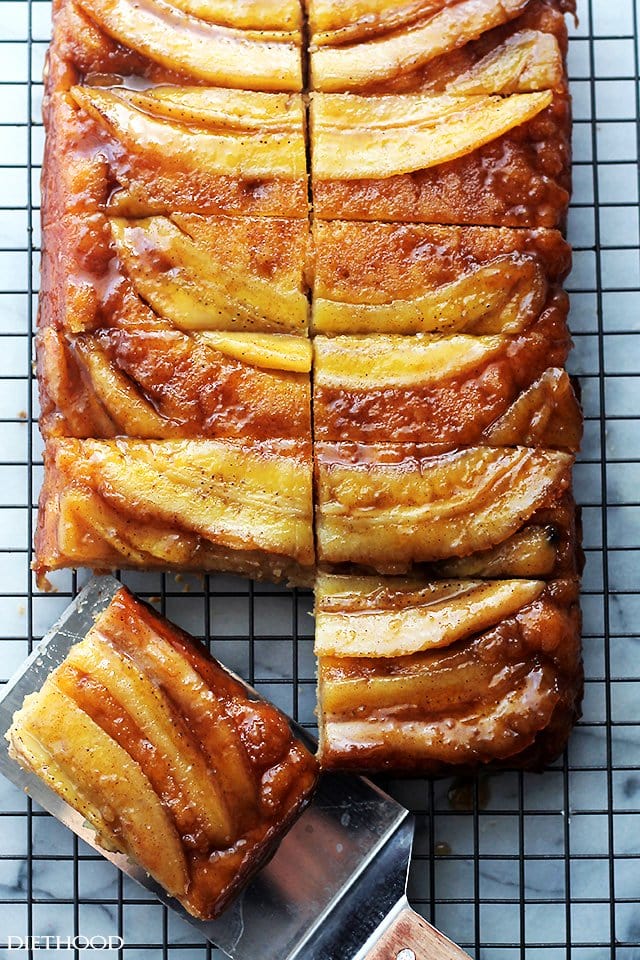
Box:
0;576;470;960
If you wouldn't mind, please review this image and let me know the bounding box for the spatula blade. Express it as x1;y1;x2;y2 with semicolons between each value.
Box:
0;576;412;960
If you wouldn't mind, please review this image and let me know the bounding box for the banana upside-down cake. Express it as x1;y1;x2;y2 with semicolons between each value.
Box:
34;0;582;791
7;586;318;919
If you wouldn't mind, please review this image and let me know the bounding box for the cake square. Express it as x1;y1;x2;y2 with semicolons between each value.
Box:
7;584;318;919
40;212;310;336
309;0;572;94
35;438;315;586
38;326;312;442
311;221;571;335
310;90;571;226
313;326;582;449
315;442;580;578
315;572;582;774
44;84;308;220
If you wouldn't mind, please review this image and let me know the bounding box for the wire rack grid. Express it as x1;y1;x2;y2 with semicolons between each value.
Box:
0;0;638;957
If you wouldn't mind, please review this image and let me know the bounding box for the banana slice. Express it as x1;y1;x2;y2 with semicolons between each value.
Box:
311;91;553;179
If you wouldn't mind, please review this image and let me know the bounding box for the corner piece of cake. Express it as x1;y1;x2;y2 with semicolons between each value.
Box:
309;0;574;95
315;572;582;774
51;0;304;91
7;585;318;919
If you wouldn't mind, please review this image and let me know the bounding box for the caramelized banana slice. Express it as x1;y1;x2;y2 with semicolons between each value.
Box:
314;575;544;657
196;333;312;372
72;86;306;181
167;0;301;31
311;91;552;179
315;443;573;573
35;439;315;584
40;213;310;334
8;586;318;919
9;682;189;897
58;487;204;567
447;29;563;95
315;333;509;388
313;256;548;336
435;524;563;579
321;672;559;767
316;574;582;773
96;597;258;823
65;635;234;846
484;368;583;451
110;217;309;333
309;0;453;45
7;723;125;855
76;0;302;90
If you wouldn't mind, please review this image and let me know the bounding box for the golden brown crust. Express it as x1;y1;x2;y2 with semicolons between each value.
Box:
316;574;582;774
35;438;315;585
311;91;571;227
8;586;318;919
315;442;577;577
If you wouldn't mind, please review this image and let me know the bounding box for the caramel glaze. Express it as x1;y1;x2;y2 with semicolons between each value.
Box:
313;93;571;228
313;295;583;448
318;578;582;774
44;588;318;919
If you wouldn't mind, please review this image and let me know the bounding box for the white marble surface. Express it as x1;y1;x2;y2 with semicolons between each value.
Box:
0;0;639;956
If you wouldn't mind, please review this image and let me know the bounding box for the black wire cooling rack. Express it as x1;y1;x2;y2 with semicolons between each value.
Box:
0;0;639;956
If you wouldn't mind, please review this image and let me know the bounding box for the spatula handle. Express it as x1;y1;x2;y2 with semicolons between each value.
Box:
364;906;472;960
